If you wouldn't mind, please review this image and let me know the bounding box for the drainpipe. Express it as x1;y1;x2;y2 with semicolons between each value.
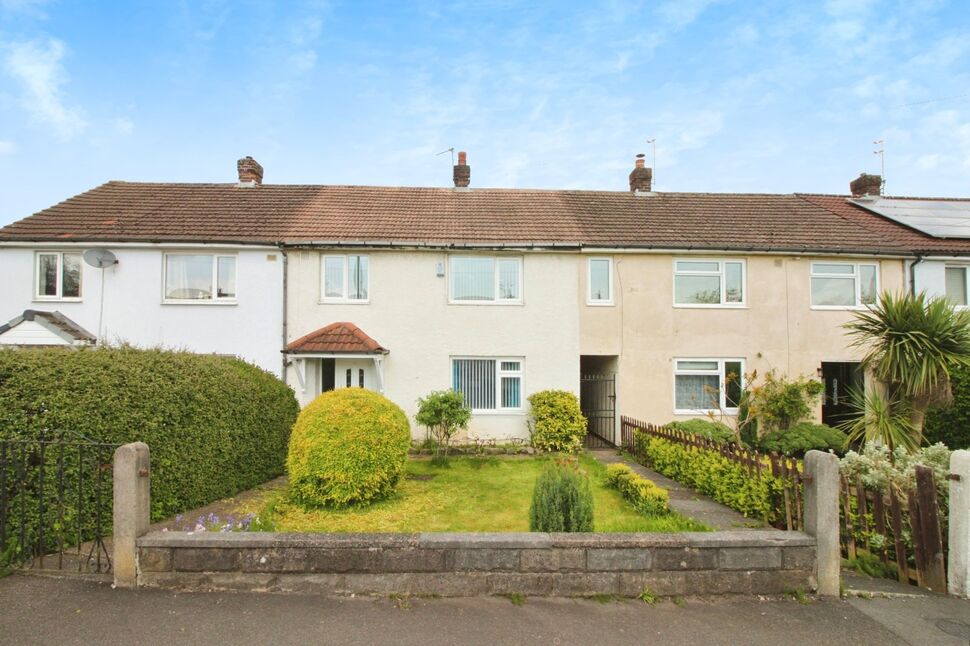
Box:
280;245;288;380
909;254;924;296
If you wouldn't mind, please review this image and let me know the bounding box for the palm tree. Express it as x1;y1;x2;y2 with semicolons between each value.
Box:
843;291;970;449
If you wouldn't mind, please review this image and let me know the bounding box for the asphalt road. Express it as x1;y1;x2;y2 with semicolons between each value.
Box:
1;574;968;645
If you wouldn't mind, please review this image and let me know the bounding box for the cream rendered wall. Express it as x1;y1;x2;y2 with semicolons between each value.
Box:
579;254;906;426
285;249;581;440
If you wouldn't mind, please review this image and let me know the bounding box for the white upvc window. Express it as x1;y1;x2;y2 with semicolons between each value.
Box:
451;357;524;412
449;256;522;304
810;262;878;309
587;257;614;305
321;254;369;302
673;358;745;414
35;251;82;301
673;259;745;306
163;253;237;303
945;266;969;307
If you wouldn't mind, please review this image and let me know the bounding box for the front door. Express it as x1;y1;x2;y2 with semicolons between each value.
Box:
821;362;862;427
320;358;336;393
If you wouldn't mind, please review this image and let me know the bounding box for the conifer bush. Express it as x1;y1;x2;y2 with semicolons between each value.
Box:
528;460;594;532
287;388;411;508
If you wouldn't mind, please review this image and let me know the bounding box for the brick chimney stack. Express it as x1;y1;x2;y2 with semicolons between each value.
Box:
629;154;653;193
850;173;882;197
237;156;264;185
453;151;470;188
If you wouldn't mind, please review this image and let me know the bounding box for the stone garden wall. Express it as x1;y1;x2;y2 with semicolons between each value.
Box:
136;530;816;597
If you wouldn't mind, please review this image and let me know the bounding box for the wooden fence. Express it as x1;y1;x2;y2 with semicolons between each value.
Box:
620;415;949;592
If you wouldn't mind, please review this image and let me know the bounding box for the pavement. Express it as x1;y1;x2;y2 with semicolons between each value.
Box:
589;449;767;530
2;573;969;645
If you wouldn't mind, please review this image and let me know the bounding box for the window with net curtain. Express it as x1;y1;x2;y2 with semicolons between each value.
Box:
323;255;369;301
450;256;521;302
164;254;236;301
946;266;969;306
452;358;523;411
674;359;744;412
810;262;878;307
35;252;81;299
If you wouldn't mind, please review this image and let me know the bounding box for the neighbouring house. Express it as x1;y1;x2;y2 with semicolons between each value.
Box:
2;155;969;442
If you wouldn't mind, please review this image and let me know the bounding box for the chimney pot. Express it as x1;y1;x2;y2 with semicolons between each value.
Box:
237;156;264;185
453;150;470;188
850;172;882;197
629;154;652;193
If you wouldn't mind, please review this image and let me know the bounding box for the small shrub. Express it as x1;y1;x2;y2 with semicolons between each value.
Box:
604;463;669;515
528;460;594;532
757;423;848;457
528;390;587;454
415;390;471;457
287;389;411;508
667;419;735;445
744;371;824;435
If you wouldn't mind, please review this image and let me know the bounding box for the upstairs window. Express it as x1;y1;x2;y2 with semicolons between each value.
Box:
449;256;522;303
451;358;523;411
810;262;878;308
587;257;613;305
164;254;236;302
35;252;82;300
946;266;969;306
322;255;369;302
674;359;744;413
673;259;745;306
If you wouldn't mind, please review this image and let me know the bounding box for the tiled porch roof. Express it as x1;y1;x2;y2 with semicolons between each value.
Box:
285;322;387;355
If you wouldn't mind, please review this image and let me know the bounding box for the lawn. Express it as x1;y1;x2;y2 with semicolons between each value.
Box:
238;453;710;533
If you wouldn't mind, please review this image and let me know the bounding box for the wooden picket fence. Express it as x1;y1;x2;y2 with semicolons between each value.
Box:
620;415;949;592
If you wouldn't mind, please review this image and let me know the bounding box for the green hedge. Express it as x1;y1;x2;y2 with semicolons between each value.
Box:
0;347;298;530
757;423;848;457
926;363;970;449
604;463;669;516
634;429;783;524
667;419;736;444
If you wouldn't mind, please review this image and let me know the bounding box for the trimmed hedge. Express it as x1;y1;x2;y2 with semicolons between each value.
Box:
604;463;669;516
757;422;847;457
528;390;587;453
667;419;736;444
634;430;783;524
926;363;970;449
528;460;594;532
0;347;298;553
287;389;411;508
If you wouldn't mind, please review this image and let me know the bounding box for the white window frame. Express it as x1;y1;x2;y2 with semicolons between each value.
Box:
448;256;523;305
944;265;970;309
586;257;614;306
162;253;238;305
320;254;370;304
809;262;879;310
673;358;745;415
34;251;83;301
451;356;525;414
672;258;746;308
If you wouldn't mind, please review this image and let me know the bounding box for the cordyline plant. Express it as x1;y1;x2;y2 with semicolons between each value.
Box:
842;291;970;452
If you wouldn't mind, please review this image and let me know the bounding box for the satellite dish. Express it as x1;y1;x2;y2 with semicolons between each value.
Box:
83;248;118;269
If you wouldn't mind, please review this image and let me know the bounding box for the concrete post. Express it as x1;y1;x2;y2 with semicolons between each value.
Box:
948;450;970;598
803;450;840;596
113;442;150;588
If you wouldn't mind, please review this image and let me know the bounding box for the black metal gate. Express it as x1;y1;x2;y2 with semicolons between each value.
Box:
0;434;118;574
580;374;616;448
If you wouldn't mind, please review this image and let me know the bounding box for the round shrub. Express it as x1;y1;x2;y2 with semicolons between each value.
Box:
528;460;594;532
0;347;298;529
287;389;411;508
668;419;736;444
757;422;848;457
528;390;587;453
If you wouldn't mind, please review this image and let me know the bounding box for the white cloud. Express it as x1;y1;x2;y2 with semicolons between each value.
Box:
657;0;719;28
3;38;86;140
0;0;49;13
115;117;134;136
0;140;16;154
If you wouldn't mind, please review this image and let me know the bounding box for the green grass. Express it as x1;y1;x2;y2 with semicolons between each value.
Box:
238;453;710;533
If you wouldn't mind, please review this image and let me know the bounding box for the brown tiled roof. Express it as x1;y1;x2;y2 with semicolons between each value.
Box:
797;194;970;255
285;322;387;354
0;181;920;254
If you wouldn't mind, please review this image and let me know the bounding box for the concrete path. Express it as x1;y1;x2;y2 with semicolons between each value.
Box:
588;450;767;530
4;573;962;646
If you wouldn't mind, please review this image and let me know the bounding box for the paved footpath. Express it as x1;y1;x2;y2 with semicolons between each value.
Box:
589;449;766;530
2;574;969;646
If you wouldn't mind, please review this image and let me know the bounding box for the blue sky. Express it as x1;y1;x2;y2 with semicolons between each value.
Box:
1;1;969;225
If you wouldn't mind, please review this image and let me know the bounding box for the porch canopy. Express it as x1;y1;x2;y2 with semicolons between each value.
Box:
283;322;388;393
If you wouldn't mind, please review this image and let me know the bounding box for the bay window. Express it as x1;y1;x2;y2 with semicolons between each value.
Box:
164;253;236;302
35;251;82;300
451;357;523;411
449;256;522;303
674;358;744;413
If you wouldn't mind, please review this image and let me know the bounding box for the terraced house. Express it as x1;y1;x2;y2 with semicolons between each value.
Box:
2;155;969;443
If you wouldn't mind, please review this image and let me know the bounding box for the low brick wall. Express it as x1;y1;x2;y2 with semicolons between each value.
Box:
137;530;816;597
